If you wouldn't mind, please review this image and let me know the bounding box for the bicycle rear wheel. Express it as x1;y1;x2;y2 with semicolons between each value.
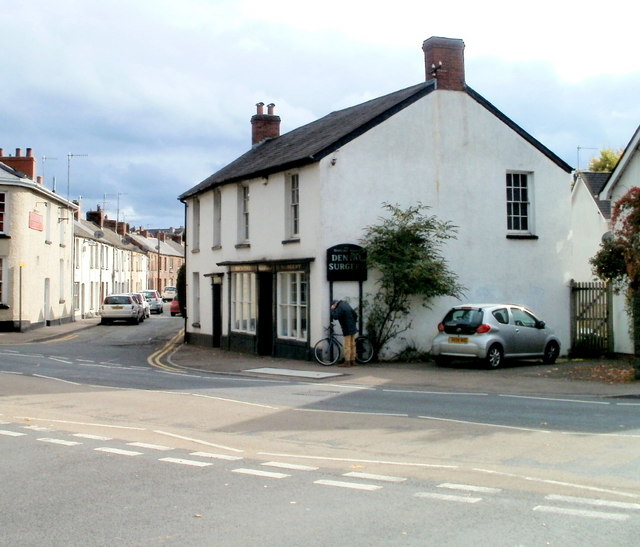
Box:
355;335;374;364
314;338;341;366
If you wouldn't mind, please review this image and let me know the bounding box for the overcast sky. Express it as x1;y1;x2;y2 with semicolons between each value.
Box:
2;0;638;230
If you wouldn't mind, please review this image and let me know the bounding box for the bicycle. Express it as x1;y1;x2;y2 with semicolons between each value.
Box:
313;322;374;366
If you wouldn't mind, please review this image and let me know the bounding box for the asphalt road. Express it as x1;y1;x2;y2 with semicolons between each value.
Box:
1;316;640;545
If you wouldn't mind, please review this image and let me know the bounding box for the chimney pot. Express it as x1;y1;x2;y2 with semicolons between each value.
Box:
15;148;22;157
256;102;265;115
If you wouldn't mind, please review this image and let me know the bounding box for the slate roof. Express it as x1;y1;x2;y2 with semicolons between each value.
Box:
180;81;573;200
578;171;612;219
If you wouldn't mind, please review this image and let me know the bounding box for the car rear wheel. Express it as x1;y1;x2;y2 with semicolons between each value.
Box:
485;344;503;369
543;341;559;364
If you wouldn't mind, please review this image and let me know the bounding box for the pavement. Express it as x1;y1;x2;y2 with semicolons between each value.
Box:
1;317;639;398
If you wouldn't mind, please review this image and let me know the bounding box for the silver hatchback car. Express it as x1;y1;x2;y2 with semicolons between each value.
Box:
430;304;560;369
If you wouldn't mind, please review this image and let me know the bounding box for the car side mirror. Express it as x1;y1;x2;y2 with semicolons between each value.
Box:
537;320;546;329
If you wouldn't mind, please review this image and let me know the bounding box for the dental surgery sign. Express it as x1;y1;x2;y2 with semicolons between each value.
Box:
326;244;367;282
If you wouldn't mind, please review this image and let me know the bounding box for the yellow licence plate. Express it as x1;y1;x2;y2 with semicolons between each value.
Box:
448;336;468;344
112;306;123;310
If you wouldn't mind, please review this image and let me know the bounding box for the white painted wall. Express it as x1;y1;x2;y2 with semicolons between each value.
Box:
187;89;574;357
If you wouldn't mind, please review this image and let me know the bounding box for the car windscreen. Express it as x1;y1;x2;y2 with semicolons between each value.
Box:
444;308;483;327
104;296;131;305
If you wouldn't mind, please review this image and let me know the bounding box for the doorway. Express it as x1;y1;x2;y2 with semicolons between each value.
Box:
257;272;274;356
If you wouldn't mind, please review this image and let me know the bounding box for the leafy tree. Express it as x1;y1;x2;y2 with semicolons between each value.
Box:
588;148;623;172
590;187;640;379
360;203;465;359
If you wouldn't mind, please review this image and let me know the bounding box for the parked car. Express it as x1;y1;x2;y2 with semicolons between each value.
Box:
129;293;150;319
430;303;561;369
162;286;177;302
100;294;144;325
170;297;182;317
141;289;163;314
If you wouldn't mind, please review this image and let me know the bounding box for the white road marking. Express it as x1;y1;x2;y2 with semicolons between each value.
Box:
419;415;552;434
296;408;408;417
191;393;279;409
0;430;26;437
545;494;640;511
499;394;610;405
232;468;290;479
32;374;80;385
533;505;629;521
23;425;52;431
259;451;457;470
73;433;112;441
314;480;383;491
154;430;243;453
20;417;146;430
414;492;482;504
127;442;173;451
190;451;243;461
438;483;502;494
95;447;143;456
48;357;73;364
159;457;212;467
37;438;81;446
343;472;406;482
262;461;319;471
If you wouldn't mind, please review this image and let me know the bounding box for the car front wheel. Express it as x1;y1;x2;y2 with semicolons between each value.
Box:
543;341;559;364
484;344;503;369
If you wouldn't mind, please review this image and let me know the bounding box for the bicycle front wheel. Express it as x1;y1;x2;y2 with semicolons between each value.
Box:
314;338;341;366
355;336;374;364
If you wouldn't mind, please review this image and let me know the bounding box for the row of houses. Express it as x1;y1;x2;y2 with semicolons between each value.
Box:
0;149;185;331
177;36;638;361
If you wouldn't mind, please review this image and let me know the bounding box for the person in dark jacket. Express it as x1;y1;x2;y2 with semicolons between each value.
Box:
331;299;358;366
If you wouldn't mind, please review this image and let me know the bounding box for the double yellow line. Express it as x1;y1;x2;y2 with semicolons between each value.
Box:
147;329;185;372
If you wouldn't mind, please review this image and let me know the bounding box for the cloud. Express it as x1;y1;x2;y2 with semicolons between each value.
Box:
1;0;638;229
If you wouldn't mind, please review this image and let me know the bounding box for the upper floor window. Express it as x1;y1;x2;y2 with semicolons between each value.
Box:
192;198;201;251
285;174;300;239
0;192;6;233
238;184;250;243
506;172;532;234
212;189;221;248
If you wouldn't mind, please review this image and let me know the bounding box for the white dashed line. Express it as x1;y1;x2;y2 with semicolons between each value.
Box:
37;438;82;446
95;447;143;456
414;492;482;504
23;425;52;431
0;430;26;437
73;433;112;441
314;479;383;491
190;451;243;461
438;483;502;494
159;457;212;467
262;461;319;471
232;468;290;479
544;494;640;511
533;505;629;521
127;442;173;451
343;472;406;482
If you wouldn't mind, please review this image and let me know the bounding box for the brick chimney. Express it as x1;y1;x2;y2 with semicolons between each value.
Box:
251;102;281;146
86;206;106;228
422;37;465;91
0;147;37;179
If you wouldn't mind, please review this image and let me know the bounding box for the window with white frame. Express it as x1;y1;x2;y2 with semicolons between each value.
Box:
231;272;256;333
0;256;5;302
277;271;308;341
506;172;532;233
238;184;250;242
0;192;6;234
192;198;201;250
192;271;200;324
212;188;221;247
285;174;300;239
